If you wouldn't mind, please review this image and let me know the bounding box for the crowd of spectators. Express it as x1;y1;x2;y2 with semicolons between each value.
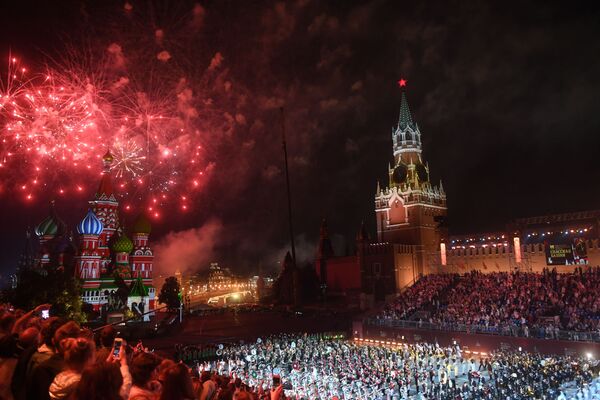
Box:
378;268;600;336
3;295;600;399
0;303;288;400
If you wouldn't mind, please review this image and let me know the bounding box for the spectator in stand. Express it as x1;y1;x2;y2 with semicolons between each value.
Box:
378;268;600;336
48;337;95;399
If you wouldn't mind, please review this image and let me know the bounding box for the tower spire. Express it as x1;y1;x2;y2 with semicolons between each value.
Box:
97;150;115;199
398;91;413;128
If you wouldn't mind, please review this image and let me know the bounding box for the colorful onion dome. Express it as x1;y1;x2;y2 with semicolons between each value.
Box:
35;202;66;237
112;233;134;254
77;209;104;236
132;213;152;234
35;215;59;237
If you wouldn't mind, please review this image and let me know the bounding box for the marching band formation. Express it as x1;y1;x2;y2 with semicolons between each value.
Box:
188;334;600;399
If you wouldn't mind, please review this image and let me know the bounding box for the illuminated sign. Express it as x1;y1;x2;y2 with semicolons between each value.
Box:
545;238;588;265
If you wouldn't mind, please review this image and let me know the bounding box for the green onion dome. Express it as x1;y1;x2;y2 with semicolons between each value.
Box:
132;213;152;234
111;233;134;254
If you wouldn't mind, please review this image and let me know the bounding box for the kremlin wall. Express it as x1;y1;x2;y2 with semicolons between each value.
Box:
315;88;600;310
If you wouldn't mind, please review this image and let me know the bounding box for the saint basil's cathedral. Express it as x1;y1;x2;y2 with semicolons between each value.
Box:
32;151;156;320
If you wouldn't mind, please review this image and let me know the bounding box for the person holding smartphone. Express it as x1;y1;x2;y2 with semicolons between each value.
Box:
105;337;134;399
270;383;284;400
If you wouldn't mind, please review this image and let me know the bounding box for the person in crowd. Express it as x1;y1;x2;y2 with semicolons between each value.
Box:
73;360;124;400
12;317;64;400
96;325;117;362
28;321;82;400
199;370;217;400
0;327;40;400
49;337;95;399
129;351;162;400
156;358;176;385
159;363;196;400
0;312;16;339
190;366;204;398
0;304;52;400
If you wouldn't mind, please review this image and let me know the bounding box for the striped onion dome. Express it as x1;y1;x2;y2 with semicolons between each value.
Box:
112;233;134;254
77;209;104;236
35;215;59;237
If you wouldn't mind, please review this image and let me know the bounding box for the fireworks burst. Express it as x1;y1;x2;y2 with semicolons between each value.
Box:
0;52;208;215
0;2;241;218
111;137;145;178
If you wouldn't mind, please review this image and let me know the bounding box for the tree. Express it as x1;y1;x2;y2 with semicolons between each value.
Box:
159;276;181;311
7;267;86;323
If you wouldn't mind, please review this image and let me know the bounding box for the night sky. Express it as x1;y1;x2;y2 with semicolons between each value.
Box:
1;0;600;277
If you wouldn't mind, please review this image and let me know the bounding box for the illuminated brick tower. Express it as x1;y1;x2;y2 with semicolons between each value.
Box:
374;81;447;273
129;214;154;281
74;209;103;279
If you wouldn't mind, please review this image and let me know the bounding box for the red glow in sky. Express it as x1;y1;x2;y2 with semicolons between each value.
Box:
0;55;213;215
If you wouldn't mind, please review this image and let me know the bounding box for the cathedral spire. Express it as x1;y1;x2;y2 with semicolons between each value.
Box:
96;150;115;200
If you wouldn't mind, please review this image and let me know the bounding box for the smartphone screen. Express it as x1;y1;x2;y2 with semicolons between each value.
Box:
41;310;50;319
112;339;122;359
272;374;281;388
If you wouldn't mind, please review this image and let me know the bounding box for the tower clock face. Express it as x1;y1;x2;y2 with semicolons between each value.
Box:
416;163;428;182
392;164;408;184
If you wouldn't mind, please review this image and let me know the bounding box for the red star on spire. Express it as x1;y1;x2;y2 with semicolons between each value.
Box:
398;78;407;88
